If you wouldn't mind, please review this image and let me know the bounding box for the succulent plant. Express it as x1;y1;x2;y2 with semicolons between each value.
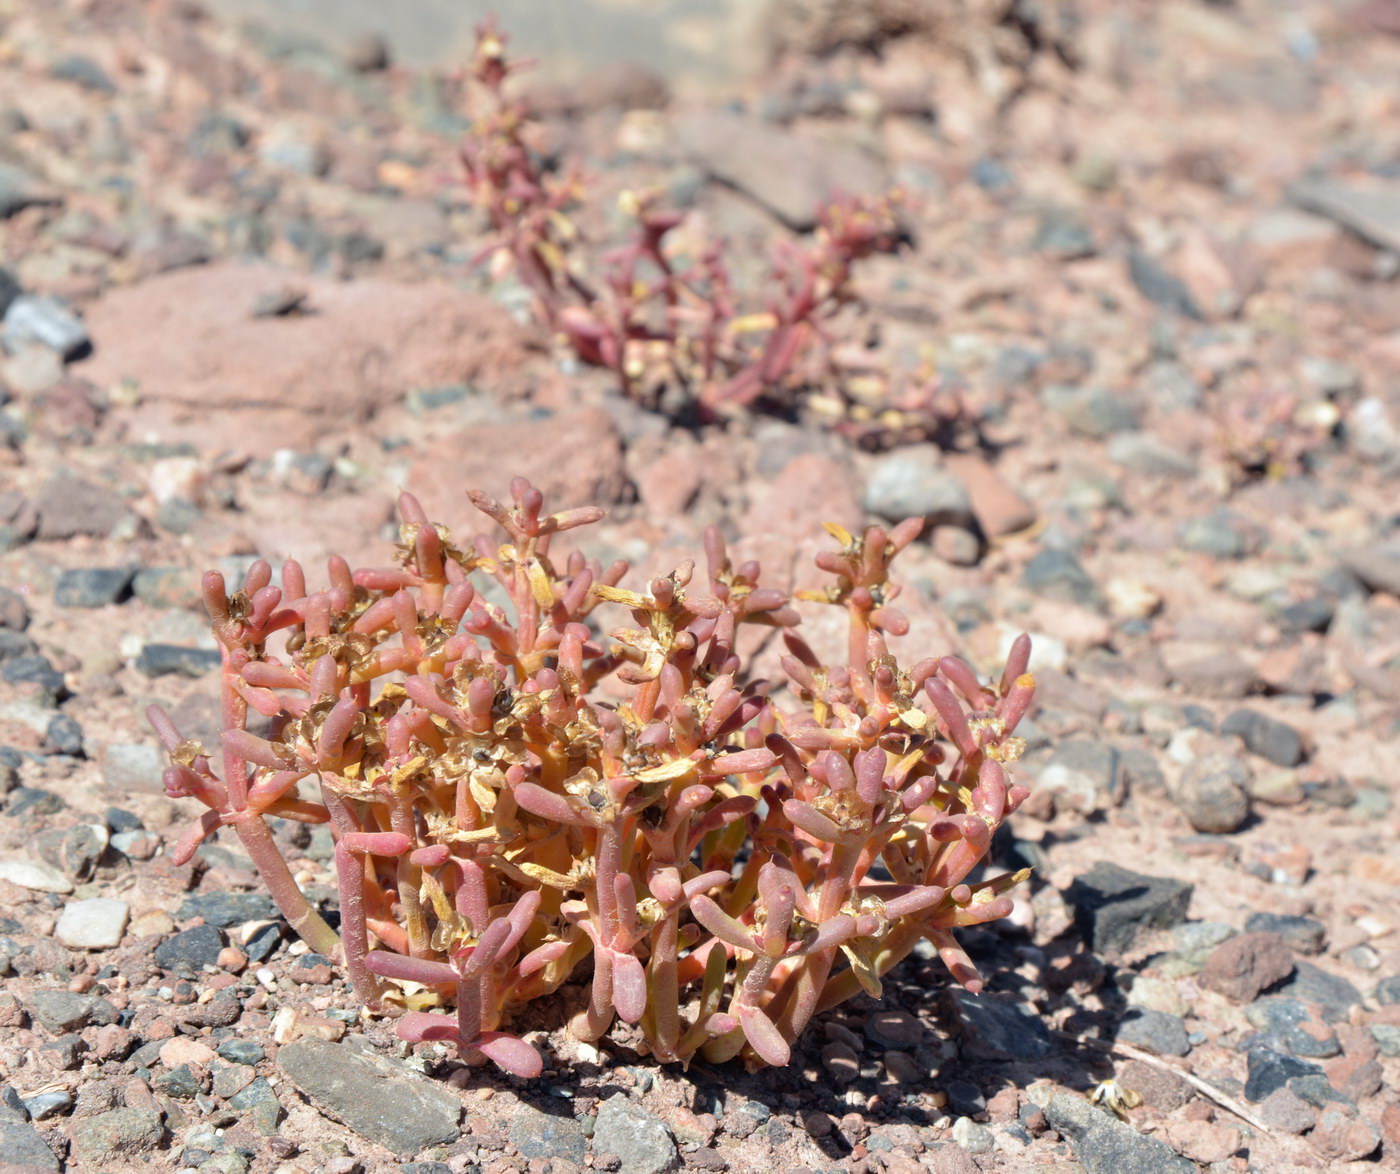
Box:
149;479;1037;1075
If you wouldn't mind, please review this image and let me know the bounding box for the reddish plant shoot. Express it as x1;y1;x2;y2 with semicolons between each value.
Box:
149;480;1037;1075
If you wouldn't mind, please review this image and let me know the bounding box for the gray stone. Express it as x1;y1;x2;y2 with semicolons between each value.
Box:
942;989;1053;1060
1;654;64;700
68;1107;164;1165
177;892;279;928
863;449;973;529
56;898;129;949
1043;1093;1194;1174
1244;912;1325;955
278;1038;461;1155
1255;1087;1316;1135
1243;998;1339;1059
1065;862;1193;955
34;475;130;540
155;1063;202;1099
227;1075;279;1112
1270;961;1361;1023
1042;384;1140;438
1244;1048;1321;1102
2;296;89;358
132;566;201;609
1179;512;1249;559
592;1094;679;1174
50;54;116;93
21;1090;71;1121
1371;1024;1400;1056
949;1116;995;1153
44;712;84;756
55;567;134;608
1174;754;1250;834
100;742;166;792
1030;206;1095;259
0;1111;59;1170
1127;249;1202;319
27;990;118;1034
509;1103;586;1163
217;1039;266;1066
1289;177;1400;254
1022;547;1103;608
1221;709;1304;766
1376;976;1400;1005
1106;431;1197;478
135;644;222;678
1116;1008;1189;1057
154;924;226;972
0;164;59;220
1037;741;1122;810
1337;547;1400;598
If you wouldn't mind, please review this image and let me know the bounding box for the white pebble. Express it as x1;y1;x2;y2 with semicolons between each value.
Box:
0;858;73;893
55;897;130;949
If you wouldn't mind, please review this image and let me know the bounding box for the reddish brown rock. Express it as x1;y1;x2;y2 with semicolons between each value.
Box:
1311;1107;1381;1162
1199;932;1295;1002
80;261;533;452
943;452;1038;537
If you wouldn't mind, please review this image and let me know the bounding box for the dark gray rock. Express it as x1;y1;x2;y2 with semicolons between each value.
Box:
1375;976;1400;1005
1278;595;1334;634
1221;710;1304;767
942;989;1053;1060
21;1090;71;1120
177;892;278;928
27;990;118;1034
1179;511;1250;559
50;54;116;93
155;1063;201;1099
1244;1048;1320;1102
863;449;974;529
68;1107;164;1165
2;296;89;358
44;713;84;757
1288;1074;1352;1111
1244;912;1325;955
1127;249;1202;319
0;1110;60;1170
592;1094;679;1174
154;924;225;972
55;567;134;608
1;654;64;700
509;1103;586;1163
0;164;59;220
227;1075;279;1112
135;644;222;678
1270;962;1361;1022
1042;384;1140;438
1031;206;1095;259
1065;862;1193;955
1242;998;1339;1058
1116;1008;1190;1057
277;1038;461;1155
217;1040;266;1066
1022;547;1103;608
1043;1093;1195;1174
0;630;37;662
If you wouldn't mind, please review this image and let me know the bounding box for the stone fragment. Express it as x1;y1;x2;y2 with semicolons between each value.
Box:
0;1112;60;1170
55;898;129;949
1255;1087;1316;1134
177;892;279;927
1289;178;1400;253
278;1038;461;1154
592;1093;679;1174
1022;548;1103;609
154;924;226;972
942;989;1052;1060
1116;1008;1190;1057
68;1107;164;1166
33;475;131;540
508;1103;586;1163
1220;709;1304;766
134;644;221;678
1043;1093;1195;1173
27;990;119;1034
0;857;73;893
943;452;1037;536
1311;1106;1380;1161
1200;932;1294;1002
1271;962;1362;1022
1244;912;1325;955
1173;754;1250;834
863;448;974;529
1065;862;1193;955
1127;249;1202;319
54;567;134;608
3;295;89;358
1244;1048;1321;1102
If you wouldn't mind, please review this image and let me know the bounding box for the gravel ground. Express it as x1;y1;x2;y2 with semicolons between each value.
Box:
2;1;1400;1171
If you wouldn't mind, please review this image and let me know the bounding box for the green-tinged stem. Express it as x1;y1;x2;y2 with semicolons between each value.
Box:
234;815;341;960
